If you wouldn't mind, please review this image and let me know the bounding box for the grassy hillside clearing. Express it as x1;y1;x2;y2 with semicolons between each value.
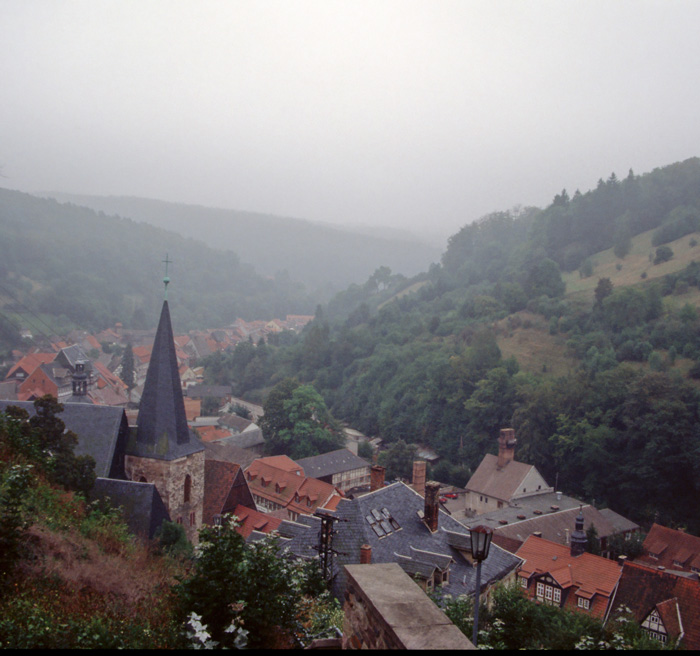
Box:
563;227;700;298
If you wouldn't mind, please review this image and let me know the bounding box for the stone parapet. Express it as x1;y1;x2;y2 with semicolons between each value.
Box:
342;563;475;650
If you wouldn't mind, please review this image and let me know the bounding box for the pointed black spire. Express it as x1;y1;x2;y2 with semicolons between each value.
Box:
129;300;202;460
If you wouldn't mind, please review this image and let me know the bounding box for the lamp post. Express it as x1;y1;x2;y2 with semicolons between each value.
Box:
470;525;493;647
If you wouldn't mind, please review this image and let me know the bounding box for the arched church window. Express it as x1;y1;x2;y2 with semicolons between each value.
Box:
184;474;192;503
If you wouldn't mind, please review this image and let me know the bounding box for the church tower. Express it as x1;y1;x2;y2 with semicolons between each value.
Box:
124;258;205;543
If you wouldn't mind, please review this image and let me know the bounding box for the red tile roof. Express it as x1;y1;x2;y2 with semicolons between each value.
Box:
230;504;282;539
195;425;232;442
638;524;700;573
610;561;700;649
245;456;343;517
516;535;622;619
202;461;256;526
6;352;56;379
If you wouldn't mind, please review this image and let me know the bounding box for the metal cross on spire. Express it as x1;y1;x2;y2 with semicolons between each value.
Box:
163;253;172;300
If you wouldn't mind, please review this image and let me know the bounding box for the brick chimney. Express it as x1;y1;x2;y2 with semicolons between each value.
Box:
370;465;386;492
412;460;426;496
360;544;372;564
497;428;517;469
424;481;441;532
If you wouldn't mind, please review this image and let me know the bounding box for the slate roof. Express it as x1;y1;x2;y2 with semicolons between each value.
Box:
609;561;700;649
638;524;700;572
264;481;522;602
0;399;128;479
483;503;639;552
296;448;371;479
202;440;259;469
186;384;232;399
90;477;169;539
129;301;203;461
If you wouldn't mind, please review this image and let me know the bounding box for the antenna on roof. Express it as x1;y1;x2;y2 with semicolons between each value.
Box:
162;253;172;300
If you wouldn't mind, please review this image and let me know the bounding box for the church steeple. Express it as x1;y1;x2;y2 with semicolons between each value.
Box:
124;262;204;544
128;289;202;460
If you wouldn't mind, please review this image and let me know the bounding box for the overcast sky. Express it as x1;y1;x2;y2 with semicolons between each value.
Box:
1;0;699;240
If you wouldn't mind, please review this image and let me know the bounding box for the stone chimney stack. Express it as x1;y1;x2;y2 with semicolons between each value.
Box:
412;460;426;496
370;465;386;492
497;428;517;469
360;544;372;564
424;481;441;532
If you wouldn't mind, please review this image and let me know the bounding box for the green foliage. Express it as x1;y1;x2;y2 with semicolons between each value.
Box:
155;520;193;559
121;343;135;390
651;205;700;247
261;379;344;459
175;517;325;649
377;440;419;481
654;245;674;264
435;582;662;651
0;464;34;581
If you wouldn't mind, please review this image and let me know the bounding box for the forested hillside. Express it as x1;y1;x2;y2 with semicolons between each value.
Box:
204;158;700;533
0;188;315;344
39;193;443;298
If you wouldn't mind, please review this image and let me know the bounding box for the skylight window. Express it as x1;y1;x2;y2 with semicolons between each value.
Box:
366;507;400;537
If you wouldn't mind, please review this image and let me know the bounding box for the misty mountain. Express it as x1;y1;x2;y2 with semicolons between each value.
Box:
38;193;444;298
0;188;316;338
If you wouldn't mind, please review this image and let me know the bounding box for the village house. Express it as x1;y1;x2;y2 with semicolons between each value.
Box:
608;560;700;648
296;448;372;495
514;510;623;620
637;523;700;574
465;428;553;516
244;455;344;521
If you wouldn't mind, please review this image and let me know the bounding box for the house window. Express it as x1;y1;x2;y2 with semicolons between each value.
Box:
578;597;590;610
184;474;192;503
545;586;553;601
536;582;544;598
553;588;561;604
520;576;528;588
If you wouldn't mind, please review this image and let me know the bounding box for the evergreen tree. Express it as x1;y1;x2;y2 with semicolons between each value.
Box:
121;343;135;391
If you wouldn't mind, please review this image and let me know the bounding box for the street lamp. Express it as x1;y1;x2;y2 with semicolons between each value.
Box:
470;525;493;647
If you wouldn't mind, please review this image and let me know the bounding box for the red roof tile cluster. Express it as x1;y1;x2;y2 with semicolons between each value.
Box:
516;535;622;619
245;456;343;518
611;561;700;649
638;523;700;573
5;352;57;379
195;425;232;443
202;460;256;526
231;504;282;539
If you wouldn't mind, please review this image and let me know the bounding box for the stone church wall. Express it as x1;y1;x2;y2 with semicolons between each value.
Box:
125;451;205;543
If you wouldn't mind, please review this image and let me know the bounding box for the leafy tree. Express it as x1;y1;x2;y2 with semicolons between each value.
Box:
261;379;343;459
174;518;323;649
377;440;418;481
654;245;674;264
594;277;613;306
